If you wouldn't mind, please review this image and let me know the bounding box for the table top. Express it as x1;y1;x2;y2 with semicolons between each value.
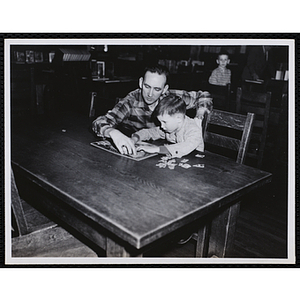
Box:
11;112;272;249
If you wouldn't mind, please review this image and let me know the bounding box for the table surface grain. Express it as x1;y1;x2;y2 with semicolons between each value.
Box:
11;112;272;249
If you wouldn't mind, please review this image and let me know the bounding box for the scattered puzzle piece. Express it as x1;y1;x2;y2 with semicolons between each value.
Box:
180;159;189;163
181;163;191;169
168;159;176;164
156;156;197;170
193;164;205;168
160;155;171;161
156;162;166;168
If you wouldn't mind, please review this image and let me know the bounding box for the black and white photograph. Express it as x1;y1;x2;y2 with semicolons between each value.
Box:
4;37;295;266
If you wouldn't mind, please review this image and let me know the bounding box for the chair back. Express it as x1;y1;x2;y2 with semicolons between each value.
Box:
206;83;231;111
89;93;124;118
11;170;29;236
204;109;254;164
236;87;271;168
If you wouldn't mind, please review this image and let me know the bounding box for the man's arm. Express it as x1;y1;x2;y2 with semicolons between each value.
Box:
168;89;205;110
92;91;137;138
91;90;139;155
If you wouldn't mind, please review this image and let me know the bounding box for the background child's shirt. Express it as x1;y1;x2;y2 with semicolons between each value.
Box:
209;67;231;86
133;116;204;158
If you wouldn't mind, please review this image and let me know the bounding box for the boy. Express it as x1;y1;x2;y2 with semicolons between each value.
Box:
131;94;205;158
208;53;231;86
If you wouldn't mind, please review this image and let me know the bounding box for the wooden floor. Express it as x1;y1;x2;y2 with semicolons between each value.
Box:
145;163;288;259
154;196;287;259
144;195;287;258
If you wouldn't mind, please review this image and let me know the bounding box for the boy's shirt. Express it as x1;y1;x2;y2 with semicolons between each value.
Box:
208;66;231;86
133;116;204;158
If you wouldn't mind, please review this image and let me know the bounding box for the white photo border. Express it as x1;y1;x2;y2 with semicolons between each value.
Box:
4;36;296;266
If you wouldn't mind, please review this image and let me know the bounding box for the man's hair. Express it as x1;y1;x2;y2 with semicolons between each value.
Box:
144;64;169;85
154;94;186;117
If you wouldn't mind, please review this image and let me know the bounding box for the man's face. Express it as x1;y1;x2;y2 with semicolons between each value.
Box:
139;71;169;105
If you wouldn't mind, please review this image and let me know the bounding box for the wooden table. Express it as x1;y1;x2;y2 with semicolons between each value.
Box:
11;112;272;258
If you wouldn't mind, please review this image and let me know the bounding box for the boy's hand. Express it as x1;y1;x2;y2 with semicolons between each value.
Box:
136;144;159;154
131;135;139;145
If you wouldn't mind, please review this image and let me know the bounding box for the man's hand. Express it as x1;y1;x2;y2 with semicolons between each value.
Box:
109;129;137;156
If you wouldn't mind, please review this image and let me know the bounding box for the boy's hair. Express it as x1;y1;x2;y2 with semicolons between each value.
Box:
217;52;229;60
154;94;186;117
144;64;169;85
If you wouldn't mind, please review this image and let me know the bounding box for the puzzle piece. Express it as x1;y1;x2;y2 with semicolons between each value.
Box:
180;159;189;163
156;162;167;168
193;164;205;168
168;164;176;170
160;155;172;161
181;163;191;169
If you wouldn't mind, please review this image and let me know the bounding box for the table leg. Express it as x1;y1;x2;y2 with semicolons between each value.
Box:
207;202;240;258
195;225;209;257
106;237;143;257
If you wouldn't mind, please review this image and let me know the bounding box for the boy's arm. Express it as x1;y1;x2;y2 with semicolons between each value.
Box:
208;69;217;85
165;122;203;158
131;127;165;143
131;128;169;154
137;144;170;154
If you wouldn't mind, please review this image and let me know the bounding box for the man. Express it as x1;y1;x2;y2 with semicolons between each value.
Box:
92;64;211;156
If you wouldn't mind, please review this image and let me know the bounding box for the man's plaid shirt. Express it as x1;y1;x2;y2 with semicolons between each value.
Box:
93;88;206;137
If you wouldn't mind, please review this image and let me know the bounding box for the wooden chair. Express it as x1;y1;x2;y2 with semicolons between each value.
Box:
11;170;98;257
178;109;255;257
89;91;97;118
235;87;271;169
196;109;254;257
203;109;255;164
206;83;232;111
269;93;288;174
89;93;122;118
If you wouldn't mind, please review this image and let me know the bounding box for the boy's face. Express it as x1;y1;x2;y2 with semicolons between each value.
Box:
157;113;182;134
139;71;169;105
217;55;230;68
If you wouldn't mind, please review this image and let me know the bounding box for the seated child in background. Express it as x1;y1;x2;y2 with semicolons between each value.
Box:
131;94;205;158
208;53;231;86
